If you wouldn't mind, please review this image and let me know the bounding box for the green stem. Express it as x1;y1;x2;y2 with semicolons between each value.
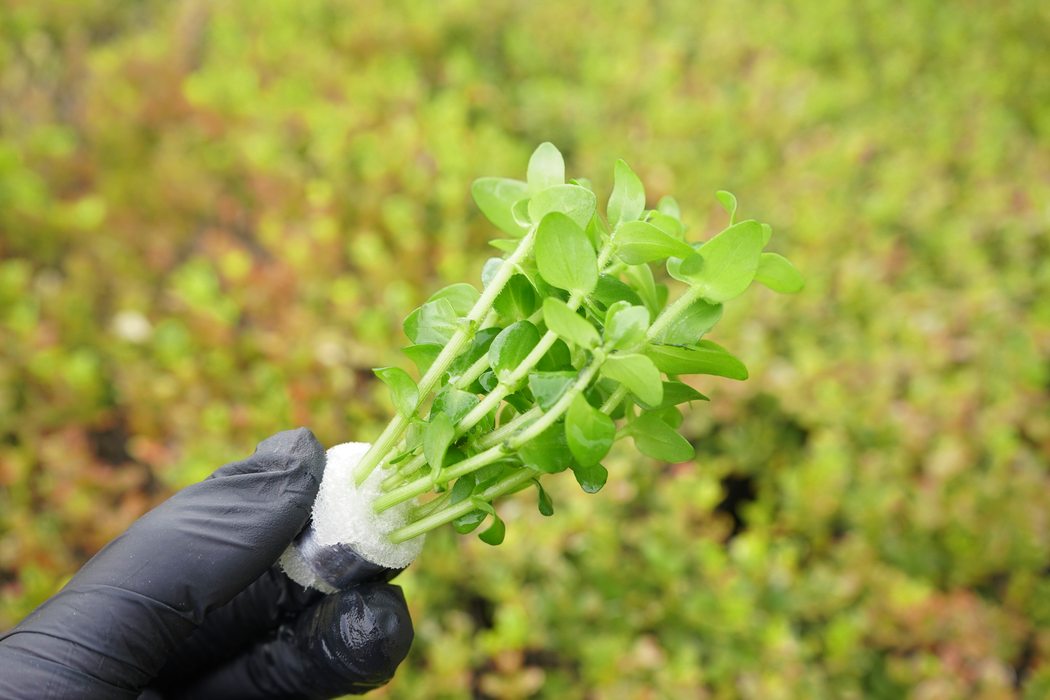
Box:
452;352;490;391
352;227;538;485
455;292;583;433
506;352;604;450
374;353;604;514
478;406;541;449
352;415;409;485
388;468;540;544
597;239;617;270
600;384;628;414
373;443;506;512
410;489;451;520
380;404;542;493
645;283;703;343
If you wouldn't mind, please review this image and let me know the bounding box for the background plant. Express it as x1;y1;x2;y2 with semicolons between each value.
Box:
1;1;1049;699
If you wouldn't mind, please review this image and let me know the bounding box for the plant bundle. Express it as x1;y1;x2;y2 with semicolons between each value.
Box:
282;143;803;589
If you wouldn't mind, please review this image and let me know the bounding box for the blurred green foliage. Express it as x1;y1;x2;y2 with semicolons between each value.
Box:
2;0;1050;697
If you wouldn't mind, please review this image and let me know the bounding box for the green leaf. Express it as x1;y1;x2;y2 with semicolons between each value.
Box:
512;199;532;228
614;221;695;265
534;479;554;516
666;246;702;283
373;367;418;417
535;212;598;295
504;391;533;413
406;420;425;451
570;177;593;191
634;381;710;411
607;159;646;231
535;338;573;371
528;371;577;411
583;212;600;249
453;509;486;534
479;370;498;393
388;450;415;465
716;190;738;225
629;413;695;462
604;300;632;326
424;412;455;478
604;304;650;351
543;297;600;349
650;406;683;429
489;239;519;254
427;283;480;317
623;263;660;317
527;142;565;196
402;343;442;377
654;299;723;345
565;393;615;467
754;253;804;293
431;385;480;425
447;327;500;380
593;274;644;310
679;251;705;277
647;211;684;240
470;497;497;516
761;223;772;246
478;511;506;545
449;473;476;505
571;463;608;494
481;258;504;289
601;354;663;407
404;298;459;345
643;343;749;380
488;320;540;379
692;220;764;303
471;177;531;238
494;274;538;320
473;462;506;486
519;422;575;474
657;195;681;221
529;184;598;231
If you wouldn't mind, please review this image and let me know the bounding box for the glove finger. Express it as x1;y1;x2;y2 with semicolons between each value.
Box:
0;428;325;698
156;583;413;700
150;566;323;686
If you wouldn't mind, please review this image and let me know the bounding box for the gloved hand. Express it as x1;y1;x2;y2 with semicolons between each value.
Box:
0;428;413;700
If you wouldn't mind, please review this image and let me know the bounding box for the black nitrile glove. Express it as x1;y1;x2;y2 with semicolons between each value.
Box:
0;428;413;700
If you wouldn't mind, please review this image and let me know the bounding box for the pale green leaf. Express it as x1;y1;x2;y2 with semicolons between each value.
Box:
535;212;598;295
601;353;663;406
373;367;418;417
692;220;764;303
615;221;696;264
471;177;531;238
543;297;599;349
565;393;615;467
527;142;565;196
754;253;804;293
607;159;646;231
529;184;597;231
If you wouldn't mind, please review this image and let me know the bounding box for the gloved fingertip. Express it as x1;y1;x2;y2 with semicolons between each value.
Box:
329;583;414;685
209;428;326;486
152;583;414;699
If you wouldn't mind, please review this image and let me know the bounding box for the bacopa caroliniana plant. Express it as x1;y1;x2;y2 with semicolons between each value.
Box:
282;143;804;588
356;142;802;545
